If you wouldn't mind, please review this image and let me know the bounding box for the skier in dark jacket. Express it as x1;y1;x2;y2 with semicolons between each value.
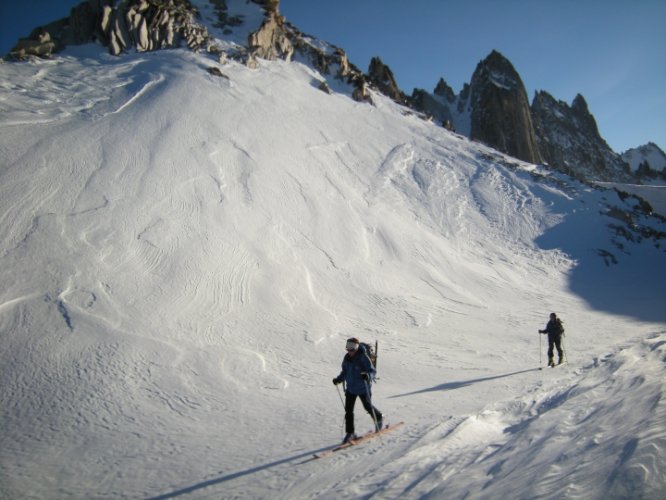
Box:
539;312;565;367
333;337;383;443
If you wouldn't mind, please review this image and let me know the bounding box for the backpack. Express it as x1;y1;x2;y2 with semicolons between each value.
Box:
359;341;378;368
554;318;565;336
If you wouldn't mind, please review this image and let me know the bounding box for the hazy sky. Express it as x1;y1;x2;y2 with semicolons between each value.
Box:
2;0;664;153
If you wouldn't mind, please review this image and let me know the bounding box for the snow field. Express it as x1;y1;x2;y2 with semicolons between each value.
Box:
0;27;664;499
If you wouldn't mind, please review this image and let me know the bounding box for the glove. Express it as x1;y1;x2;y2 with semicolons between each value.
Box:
360;372;369;381
332;377;341;385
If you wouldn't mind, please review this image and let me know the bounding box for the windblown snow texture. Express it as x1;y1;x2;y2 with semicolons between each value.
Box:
0;1;664;498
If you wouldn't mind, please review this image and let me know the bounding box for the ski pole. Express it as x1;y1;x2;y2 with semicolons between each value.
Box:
336;382;346;438
335;383;345;410
539;331;542;366
364;378;380;432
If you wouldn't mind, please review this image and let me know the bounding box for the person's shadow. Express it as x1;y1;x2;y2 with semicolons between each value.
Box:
146;444;338;499
388;368;540;398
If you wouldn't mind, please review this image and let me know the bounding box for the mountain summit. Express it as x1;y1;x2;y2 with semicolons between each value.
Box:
622;142;666;180
532;91;633;182
468;50;541;164
411;51;635;182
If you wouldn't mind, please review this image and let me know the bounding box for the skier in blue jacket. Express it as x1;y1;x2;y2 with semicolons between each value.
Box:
333;337;383;443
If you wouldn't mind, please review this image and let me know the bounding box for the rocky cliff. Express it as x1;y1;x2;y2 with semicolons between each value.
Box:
532;91;633;181
412;50;636;182
367;56;407;105
468;50;541;164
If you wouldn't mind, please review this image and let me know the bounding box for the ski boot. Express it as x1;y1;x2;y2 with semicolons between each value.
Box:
343;433;357;444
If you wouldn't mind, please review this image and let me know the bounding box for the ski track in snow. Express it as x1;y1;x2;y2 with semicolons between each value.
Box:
1;7;665;498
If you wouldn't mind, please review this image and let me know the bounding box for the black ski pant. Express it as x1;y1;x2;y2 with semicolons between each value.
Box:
547;334;564;363
345;391;382;434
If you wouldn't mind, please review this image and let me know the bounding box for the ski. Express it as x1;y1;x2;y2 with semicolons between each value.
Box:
539;361;567;370
313;422;404;459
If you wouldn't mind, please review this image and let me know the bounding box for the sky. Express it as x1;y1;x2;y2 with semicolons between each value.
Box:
1;0;664;153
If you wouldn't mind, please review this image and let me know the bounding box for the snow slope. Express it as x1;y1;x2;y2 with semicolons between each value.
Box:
1;10;665;500
621;142;666;173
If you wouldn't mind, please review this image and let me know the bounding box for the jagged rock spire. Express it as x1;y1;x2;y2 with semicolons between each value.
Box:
433;78;456;103
367;57;406;104
532;91;632;181
247;7;293;63
468;50;541;164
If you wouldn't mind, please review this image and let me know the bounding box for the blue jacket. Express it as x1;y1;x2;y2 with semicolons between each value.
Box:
336;345;376;395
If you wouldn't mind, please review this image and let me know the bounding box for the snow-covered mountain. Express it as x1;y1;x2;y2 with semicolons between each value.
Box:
1;1;665;498
411;51;636;183
532;91;634;182
622;142;666;177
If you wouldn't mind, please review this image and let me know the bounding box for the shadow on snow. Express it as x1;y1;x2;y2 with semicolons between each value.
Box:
388;368;540;399
146;445;335;499
531;179;666;323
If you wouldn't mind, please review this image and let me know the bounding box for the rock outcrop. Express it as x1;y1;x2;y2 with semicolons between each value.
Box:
410;77;468;133
8;29;58;59
531;91;632;181
282;21;367;102
103;0;212;55
247;8;293;63
411;88;454;127
367;57;406;104
8;0;216;59
468;50;541;164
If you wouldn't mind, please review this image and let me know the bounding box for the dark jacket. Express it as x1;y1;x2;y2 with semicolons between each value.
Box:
336;345;376;395
541;318;564;339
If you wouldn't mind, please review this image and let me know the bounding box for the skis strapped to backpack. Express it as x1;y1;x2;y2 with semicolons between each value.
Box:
359;340;378;368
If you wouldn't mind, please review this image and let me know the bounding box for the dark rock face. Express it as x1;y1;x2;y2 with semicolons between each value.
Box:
468;50;541;164
433;78;456;103
411;88;454;127
410;78;457;128
367;57;406;104
532;91;632;181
